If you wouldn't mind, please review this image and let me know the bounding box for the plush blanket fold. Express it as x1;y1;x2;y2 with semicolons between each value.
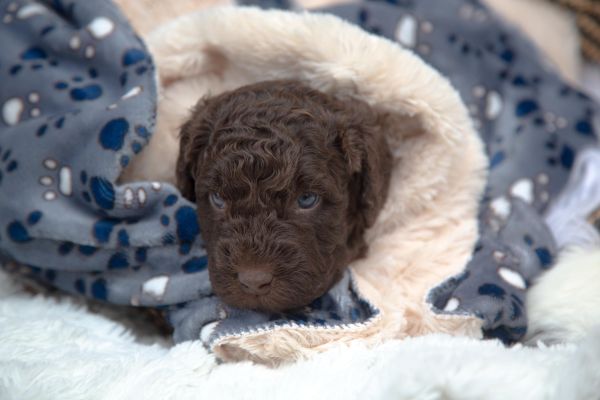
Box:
125;5;489;361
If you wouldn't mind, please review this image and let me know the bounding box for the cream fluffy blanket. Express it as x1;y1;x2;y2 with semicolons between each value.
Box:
120;5;487;362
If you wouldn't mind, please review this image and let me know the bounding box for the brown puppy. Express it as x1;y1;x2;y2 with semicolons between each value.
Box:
176;80;392;312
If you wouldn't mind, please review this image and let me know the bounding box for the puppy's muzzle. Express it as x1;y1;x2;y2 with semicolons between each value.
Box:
238;268;273;295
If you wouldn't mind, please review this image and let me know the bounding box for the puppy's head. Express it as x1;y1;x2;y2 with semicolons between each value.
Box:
177;80;391;312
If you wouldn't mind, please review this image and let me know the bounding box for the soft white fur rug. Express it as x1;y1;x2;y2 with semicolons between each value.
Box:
2;248;600;400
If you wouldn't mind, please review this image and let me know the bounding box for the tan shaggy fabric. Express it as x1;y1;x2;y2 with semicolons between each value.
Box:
482;0;582;83
114;0;584;82
544;0;600;64
114;0;233;36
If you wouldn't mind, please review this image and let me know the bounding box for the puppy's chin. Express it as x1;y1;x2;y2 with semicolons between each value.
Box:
211;272;340;313
218;293;298;313
213;286;319;313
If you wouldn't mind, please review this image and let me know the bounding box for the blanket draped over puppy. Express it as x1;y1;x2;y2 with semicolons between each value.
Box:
0;0;597;363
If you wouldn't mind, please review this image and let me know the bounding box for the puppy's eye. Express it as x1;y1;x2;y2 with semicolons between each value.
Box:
209;192;226;209
297;192;319;209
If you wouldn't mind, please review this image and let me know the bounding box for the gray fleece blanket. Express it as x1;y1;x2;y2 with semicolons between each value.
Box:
0;0;597;349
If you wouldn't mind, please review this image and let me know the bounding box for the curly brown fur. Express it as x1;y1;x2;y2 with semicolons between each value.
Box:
177;80;392;312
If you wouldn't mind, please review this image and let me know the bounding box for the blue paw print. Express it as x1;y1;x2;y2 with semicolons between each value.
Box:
0;147;18;187
6;210;43;243
13;46;59;72
54;68;103;102
99;118;128;151
119;48;151;87
175;206;200;254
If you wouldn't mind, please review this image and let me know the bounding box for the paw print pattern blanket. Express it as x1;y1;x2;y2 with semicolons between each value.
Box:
0;0;597;363
0;0;213;318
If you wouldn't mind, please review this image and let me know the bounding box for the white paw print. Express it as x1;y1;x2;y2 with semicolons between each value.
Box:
2;92;42;126
39;158;72;201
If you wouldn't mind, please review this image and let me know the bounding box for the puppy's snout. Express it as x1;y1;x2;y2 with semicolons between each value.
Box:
238;269;273;295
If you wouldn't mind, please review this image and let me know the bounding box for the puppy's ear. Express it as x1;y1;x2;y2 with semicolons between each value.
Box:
336;102;392;255
176;100;213;202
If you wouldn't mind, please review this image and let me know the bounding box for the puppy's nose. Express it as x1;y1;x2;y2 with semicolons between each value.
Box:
238;270;273;295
